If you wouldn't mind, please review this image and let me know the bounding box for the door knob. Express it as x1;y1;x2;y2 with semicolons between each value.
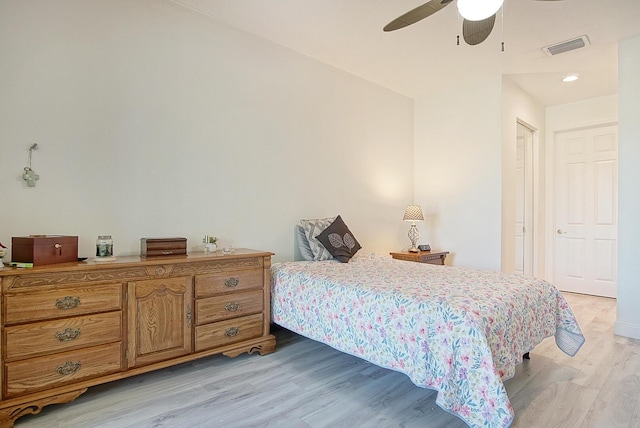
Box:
557;229;567;235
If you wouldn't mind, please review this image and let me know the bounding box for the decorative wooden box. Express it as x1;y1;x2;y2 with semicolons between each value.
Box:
11;235;78;265
140;237;187;258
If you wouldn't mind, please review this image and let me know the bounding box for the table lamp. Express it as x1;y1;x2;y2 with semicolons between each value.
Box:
403;205;424;253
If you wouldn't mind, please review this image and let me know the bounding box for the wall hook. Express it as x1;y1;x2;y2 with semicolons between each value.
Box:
23;143;40;187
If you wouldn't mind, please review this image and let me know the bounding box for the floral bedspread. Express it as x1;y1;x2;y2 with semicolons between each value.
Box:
270;253;585;428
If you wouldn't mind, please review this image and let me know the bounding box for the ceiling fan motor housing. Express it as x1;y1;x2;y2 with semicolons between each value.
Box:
457;0;504;21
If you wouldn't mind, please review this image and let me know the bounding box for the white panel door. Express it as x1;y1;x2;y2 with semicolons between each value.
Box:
554;125;618;297
515;122;534;276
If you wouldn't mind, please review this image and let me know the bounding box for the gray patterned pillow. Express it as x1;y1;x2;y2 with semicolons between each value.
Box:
315;215;361;263
295;225;315;261
300;216;336;261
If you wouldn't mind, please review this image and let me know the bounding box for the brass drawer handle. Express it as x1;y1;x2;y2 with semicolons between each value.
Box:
224;277;239;288
55;296;80;310
55;327;81;342
225;302;240;312
56;361;81;376
224;327;239;337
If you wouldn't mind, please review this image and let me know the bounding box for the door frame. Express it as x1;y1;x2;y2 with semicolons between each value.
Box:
545;121;619;290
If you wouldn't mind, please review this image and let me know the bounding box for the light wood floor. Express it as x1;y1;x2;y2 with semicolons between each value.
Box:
15;293;640;428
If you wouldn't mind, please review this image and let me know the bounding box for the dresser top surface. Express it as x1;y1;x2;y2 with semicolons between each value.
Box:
0;249;273;277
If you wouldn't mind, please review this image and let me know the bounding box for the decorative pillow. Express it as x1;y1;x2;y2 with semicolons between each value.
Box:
300;216;336;261
295;225;315;261
315;215;361;263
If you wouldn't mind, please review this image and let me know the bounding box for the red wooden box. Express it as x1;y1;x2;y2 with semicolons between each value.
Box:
140;237;187;258
12;235;79;265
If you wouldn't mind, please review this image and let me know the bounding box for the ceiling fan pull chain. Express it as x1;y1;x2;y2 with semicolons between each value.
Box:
501;3;505;52
456;6;461;46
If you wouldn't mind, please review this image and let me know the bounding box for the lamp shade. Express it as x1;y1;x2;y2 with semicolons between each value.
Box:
403;205;424;222
457;0;504;21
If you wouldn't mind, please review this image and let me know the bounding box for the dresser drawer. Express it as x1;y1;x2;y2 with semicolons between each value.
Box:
195;313;263;352
195;269;263;297
4;311;122;361
5;342;122;397
4;283;122;324
196;290;263;325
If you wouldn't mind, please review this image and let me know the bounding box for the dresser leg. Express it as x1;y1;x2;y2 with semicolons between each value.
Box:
0;388;87;427
223;335;276;358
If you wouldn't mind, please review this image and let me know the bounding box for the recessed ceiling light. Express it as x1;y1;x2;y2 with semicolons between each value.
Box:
562;75;579;83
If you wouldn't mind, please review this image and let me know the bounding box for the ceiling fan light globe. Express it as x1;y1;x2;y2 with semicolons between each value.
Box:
457;0;504;21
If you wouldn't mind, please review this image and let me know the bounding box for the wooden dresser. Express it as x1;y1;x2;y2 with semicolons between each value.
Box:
0;249;275;427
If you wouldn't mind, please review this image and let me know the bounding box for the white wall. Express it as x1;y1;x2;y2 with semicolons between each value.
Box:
414;77;503;270
615;34;640;339
501;79;546;276
545;96;618;131
0;0;414;263
414;77;545;273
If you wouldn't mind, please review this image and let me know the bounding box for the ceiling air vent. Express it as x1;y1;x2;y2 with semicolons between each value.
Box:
543;35;590;56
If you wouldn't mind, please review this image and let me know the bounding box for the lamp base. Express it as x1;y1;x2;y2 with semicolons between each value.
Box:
407;223;420;253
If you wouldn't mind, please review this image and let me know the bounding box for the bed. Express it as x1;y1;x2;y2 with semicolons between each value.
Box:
271;248;585;428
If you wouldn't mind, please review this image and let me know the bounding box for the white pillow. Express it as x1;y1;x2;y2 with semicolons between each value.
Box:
295;225;315;261
300;216;336;261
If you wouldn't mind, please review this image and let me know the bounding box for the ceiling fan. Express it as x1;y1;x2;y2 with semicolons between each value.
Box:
383;0;564;46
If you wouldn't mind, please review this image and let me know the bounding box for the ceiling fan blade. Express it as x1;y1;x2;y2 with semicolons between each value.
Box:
462;14;496;45
383;0;454;32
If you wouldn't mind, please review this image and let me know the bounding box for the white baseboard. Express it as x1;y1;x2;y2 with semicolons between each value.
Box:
614;321;640;340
